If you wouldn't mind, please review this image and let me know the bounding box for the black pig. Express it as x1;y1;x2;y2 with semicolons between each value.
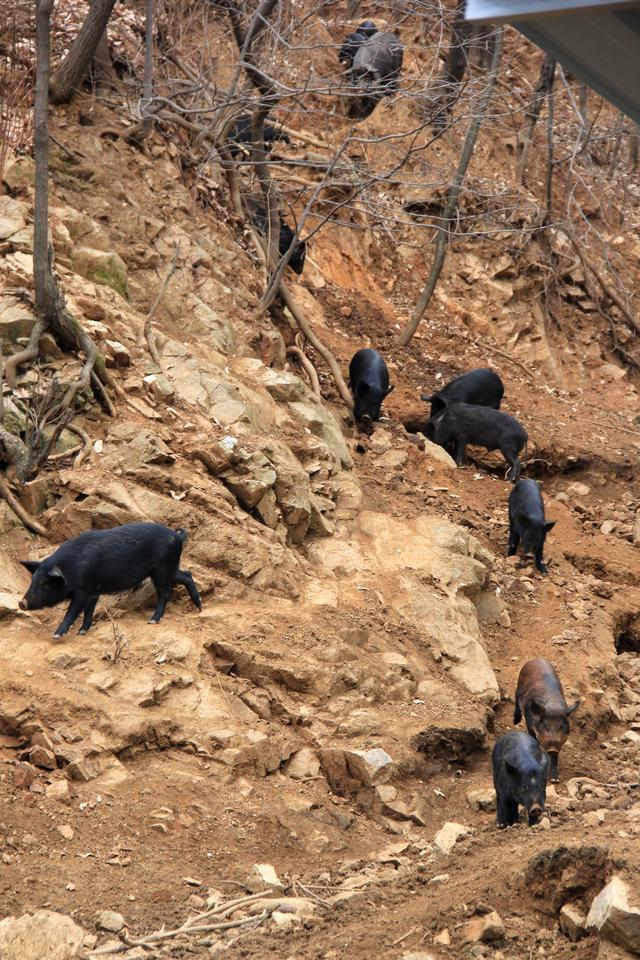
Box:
508;479;555;574
19;522;201;639
425;403;527;481
349;348;394;427
421;367;503;420
347;32;404;120
339;20;377;68
492;731;549;827
515;658;579;783
248;202;306;275
226;115;291;159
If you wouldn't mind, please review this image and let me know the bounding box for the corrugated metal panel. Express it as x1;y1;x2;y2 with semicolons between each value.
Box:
464;1;640;124
466;0;639;23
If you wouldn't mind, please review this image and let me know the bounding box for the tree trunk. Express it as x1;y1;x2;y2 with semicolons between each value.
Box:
34;0;55;318
90;0;117;91
428;0;473;128
139;0;154;140
397;28;503;347
49;0;117;104
517;53;556;183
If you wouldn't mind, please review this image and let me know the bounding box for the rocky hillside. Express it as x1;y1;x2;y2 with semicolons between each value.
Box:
2;3;640;959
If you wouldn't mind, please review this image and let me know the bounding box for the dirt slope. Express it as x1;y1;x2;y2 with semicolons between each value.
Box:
2;6;640;959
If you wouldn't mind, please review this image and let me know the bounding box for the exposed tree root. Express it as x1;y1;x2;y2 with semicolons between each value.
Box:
0;477;47;537
142;242;181;369
286;345;321;397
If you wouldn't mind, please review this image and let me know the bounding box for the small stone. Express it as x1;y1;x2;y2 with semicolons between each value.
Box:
188;894;205;909
344;748;395;786
428;873;450;885
466;787;496;812
434;928;451;946
46;781;72;803
28;745;57;770
567;482;591;498
601;520;616;535
105;340;131;367
622;730;640;745
247;863;284;893
433;822;470;855
96;911;126;932
583;810;607;827
559;903;588;942
13;762;38;789
463;911;505;943
57;824;74;840
182;877;202;887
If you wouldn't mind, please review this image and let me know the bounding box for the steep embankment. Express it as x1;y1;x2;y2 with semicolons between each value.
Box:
2;8;640;960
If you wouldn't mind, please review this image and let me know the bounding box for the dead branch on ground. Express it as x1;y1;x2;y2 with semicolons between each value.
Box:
0;477;47;536
286;345;321;397
142;243;181;368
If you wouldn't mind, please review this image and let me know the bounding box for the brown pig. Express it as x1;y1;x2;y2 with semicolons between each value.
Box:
514;658;579;783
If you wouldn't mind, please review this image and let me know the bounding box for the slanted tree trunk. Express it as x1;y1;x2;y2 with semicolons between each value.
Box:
138;0;155;140
428;0;473;128
90;0;117;91
49;0;117;103
398;27;503;347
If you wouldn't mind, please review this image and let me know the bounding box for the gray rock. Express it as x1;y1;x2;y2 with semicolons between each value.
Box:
96;911;126;933
559;903;588;942
434;822;470;855
345;748;395;786
587;876;640;954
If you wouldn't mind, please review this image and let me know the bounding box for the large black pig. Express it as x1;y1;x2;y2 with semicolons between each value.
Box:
425;403;527;481
347;32;404;120
339;20;377;68
492;731;549;827
349;348;394;427
514;658;579;783
421;367;503;420
508;479;555;574
19;522;201;638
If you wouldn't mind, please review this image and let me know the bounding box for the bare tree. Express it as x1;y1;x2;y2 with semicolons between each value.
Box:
49;0;117;103
397;28;504;346
518;53;556;183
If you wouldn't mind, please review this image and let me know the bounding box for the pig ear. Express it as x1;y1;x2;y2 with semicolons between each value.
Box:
545;521;556;532
48;566;66;582
504;760;518;779
20;560;41;575
565;700;580;716
386;384;395;396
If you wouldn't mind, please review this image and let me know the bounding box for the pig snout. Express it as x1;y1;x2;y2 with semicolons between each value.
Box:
527;803;544;825
18;597;28;611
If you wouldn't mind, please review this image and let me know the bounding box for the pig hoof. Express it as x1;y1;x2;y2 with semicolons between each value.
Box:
78;628;87;635
550;777;559;783
148;617;160;625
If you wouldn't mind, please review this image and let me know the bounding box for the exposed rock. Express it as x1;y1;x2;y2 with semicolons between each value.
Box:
72;247;128;298
434;822;470;855
0;910;86;959
523;845;608;914
466;787;497;811
284;748;321;780
13;762;38;789
96;911;126;933
419;436;457;469
344;748;395;786
587;876;640;954
46;781;72;803
0;196;27;239
247;863;284;893
463;911;505;943
559;903;588;942
0;294;35;342
567;482;591;498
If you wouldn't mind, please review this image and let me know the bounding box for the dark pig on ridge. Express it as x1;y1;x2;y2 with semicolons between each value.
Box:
347;32;404;120
514;658;579;783
421;367;503;420
492;731;549;827
19;522;202;639
508;478;555;574
339;20;378;68
248;202;306;275
349;348;394;426
425;402;527;481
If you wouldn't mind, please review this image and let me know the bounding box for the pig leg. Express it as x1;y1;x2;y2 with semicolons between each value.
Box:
54;595;88;638
453;438;467;467
78;596;100;635
507;527;520;557
505;454;521;482
174;569;202;609
534;547;548;576
514;698;522;724
547;751;559;783
149;571;173;623
496;794;518;828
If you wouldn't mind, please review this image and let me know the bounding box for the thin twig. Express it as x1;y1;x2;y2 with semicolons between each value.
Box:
286;345;321;397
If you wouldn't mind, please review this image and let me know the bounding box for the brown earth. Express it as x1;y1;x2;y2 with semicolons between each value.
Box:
2;5;640;959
